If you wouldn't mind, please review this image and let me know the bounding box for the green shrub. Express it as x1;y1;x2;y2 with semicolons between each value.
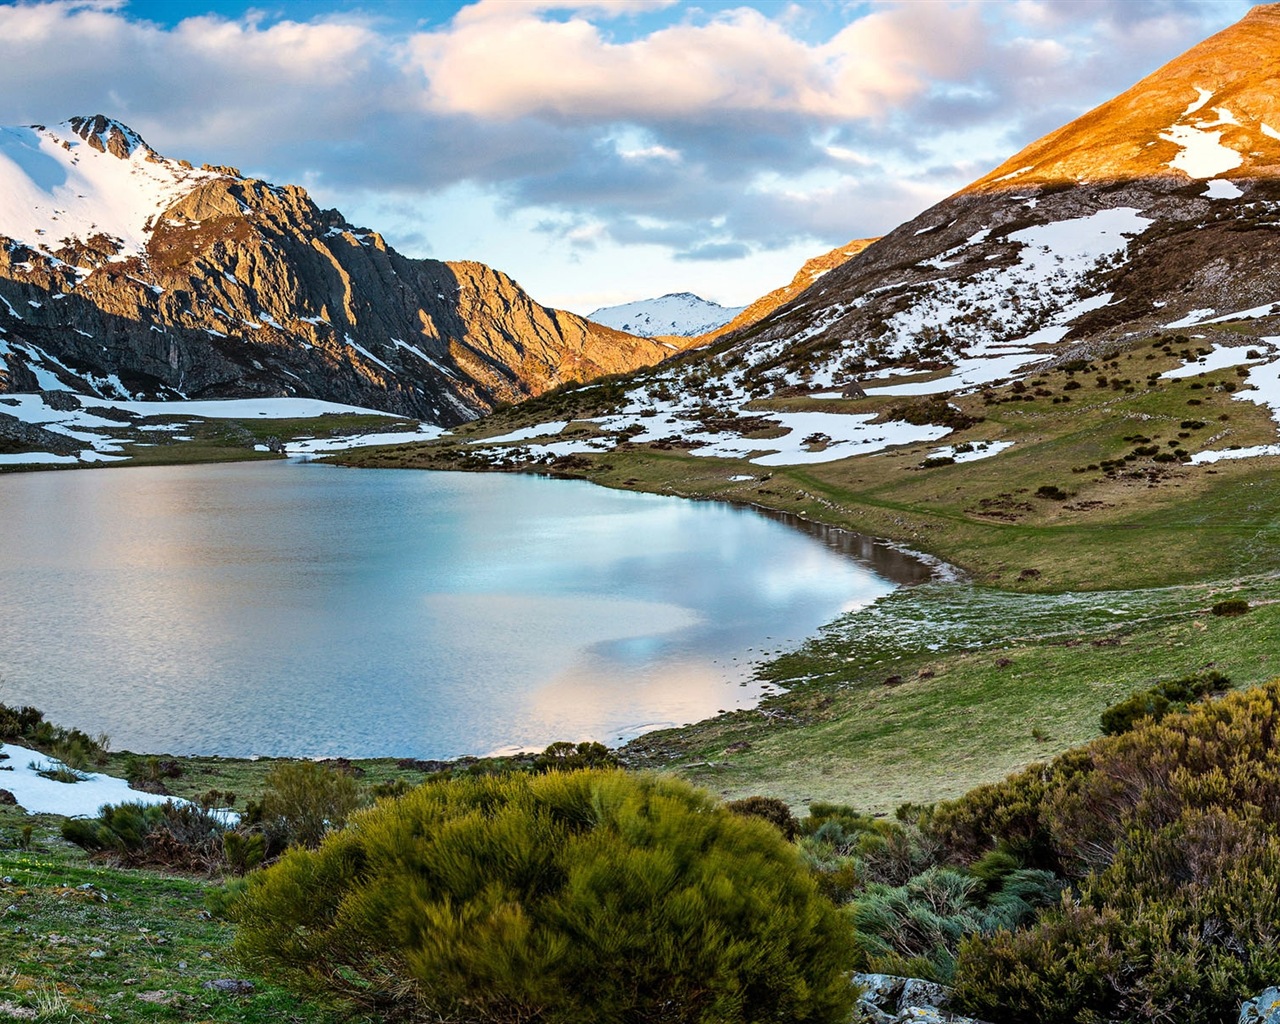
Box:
533;740;618;773
124;755;183;793
233;769;857;1024
725;795;800;839
0;702;107;765
61;800;228;871
222;831;266;875
851;865;1060;984
247;760;364;851
1099;670;1228;735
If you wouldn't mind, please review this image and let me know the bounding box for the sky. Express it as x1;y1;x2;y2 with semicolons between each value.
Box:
0;0;1251;314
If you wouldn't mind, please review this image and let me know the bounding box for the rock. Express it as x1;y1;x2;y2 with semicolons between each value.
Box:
202;979;255;995
0;790;16;806
0;413;81;456
901;978;951;1008
136;990;183;1005
853;973;994;1024
1241;987;1280;1023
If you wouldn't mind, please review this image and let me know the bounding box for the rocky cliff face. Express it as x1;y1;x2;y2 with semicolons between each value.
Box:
0;116;670;424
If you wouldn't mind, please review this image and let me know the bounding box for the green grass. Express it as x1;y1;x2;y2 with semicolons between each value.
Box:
0;814;364;1024
625;576;1280;813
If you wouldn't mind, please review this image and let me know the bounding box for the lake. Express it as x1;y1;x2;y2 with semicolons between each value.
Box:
0;461;926;758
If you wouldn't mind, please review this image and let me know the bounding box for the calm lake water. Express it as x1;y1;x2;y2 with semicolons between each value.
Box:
0;462;925;758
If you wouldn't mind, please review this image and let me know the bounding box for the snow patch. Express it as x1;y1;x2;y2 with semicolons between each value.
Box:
1160;121;1242;179
0;742;184;817
77;396;398;419
0;122;219;258
1203;178;1243;200
926;440;1014;464
1161;342;1271;380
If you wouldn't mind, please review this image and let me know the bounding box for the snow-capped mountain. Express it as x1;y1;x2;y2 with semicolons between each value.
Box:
0;116;671;423
588;292;745;338
722;4;1280;387
450;4;1280;476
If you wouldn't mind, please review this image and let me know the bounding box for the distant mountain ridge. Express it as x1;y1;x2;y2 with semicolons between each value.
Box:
587;292;745;338
0;115;673;424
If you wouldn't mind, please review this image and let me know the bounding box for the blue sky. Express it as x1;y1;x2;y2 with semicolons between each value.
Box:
0;0;1249;313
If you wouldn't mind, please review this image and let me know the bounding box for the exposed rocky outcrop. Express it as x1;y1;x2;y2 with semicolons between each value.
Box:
0;408;80;456
1242;987;1280;1024
0;118;673;425
853;974;991;1024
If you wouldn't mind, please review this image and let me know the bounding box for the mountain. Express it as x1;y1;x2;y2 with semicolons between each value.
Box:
489;3;1280;415
0;116;672;424
397;2;1280;576
716;4;1280;387
696;239;877;343
587;292;745;338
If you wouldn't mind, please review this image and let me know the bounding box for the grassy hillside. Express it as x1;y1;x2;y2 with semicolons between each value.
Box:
332;331;1280;807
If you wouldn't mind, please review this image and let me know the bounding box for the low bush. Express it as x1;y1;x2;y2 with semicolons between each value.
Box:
1211;597;1250;617
61;800;228;871
1098;670;1228;735
242;759;364;851
725;795;800;839
532;740;617;773
233;769;857;1024
124;754;183;793
851;865;1060;984
0;702;108;767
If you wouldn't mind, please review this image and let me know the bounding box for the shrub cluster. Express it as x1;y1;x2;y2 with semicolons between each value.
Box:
1098;669;1229;735
796;804;1056;983
0;702;108;769
931;681;1280;1022
61;760;364;872
233;769;857;1024
61;801;228;871
886;398;983;431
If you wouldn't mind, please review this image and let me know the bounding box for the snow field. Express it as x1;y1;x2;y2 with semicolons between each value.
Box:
0;742;182;818
0;122;218;259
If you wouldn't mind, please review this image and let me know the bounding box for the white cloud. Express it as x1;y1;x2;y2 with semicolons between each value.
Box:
0;0;1253;309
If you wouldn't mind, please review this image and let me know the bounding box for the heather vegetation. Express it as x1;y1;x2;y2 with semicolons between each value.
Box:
7;682;1280;1021
232;769;857;1024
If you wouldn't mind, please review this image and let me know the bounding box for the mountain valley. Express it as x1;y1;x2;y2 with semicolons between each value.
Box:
10;6;1280;1021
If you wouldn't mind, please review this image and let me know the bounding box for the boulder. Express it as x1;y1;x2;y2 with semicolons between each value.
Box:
1241;987;1280;1024
853;973;992;1024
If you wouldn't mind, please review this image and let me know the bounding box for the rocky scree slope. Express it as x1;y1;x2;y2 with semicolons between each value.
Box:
0;115;668;424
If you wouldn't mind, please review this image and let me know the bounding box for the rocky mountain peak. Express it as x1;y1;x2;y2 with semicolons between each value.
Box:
0;114;676;425
968;2;1280;193
66;114;153;161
